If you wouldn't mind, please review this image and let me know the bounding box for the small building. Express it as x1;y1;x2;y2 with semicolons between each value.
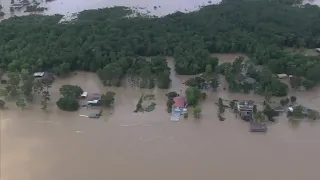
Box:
171;97;187;122
79;108;102;119
250;122;267;132
236;100;255;112
277;74;288;79
236;100;255;121
34;72;54;84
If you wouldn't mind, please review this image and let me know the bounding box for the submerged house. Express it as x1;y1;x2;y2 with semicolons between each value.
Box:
250;122;267;132
173;96;186;109
171;96;187;122
33;72;54;84
236;100;255;121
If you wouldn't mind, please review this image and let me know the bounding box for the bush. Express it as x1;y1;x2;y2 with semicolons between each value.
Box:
166;98;174;113
56;97;79;111
290;96;297;104
166;91;178;99
280;97;290;106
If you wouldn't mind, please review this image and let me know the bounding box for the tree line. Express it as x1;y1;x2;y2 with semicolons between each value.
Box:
1;0;320;89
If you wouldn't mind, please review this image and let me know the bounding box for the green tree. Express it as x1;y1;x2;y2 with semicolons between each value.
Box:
185;87;201;106
193;107;202;119
218;98;225;114
292;105;304;118
290;96;297;104
208;75;220;90
166;91;178;99
156;70;171;89
204;64;213;76
20;69;35;102
264;91;272;103
33;79;44;94
41;90;51;111
280;98;290;106
100;91;115;107
302;79;316;90
253;111;266;122
253;105;257;114
229;100;235;110
0;99;5;109
263;104;278;121
56;97;79;111
166;98;174;113
59;85;83;98
5;72;20;98
16;96;26;109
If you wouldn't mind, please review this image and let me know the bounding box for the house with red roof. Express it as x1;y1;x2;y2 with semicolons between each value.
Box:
173;96;185;108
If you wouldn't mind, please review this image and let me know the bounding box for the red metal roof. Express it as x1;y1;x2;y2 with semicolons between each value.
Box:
173;97;185;108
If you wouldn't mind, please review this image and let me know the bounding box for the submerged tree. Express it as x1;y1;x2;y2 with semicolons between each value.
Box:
290;96;297;104
41;90;51;111
185;87;201;106
101;91;116;107
218;98;225;114
193;107;202;119
16;96;26;109
56;97;79;111
59;85;83;98
0;99;5;109
5;72;20;98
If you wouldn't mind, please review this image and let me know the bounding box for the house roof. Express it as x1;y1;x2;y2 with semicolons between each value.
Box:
238;100;255;106
173;97;185;108
244;77;256;84
33;72;45;77
277;74;287;78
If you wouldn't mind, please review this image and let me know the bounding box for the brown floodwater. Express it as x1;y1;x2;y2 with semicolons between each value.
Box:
1;56;320;180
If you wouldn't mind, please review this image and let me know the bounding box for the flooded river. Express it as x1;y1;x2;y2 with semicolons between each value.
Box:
1;0;320;20
2;56;320;180
0;0;218;19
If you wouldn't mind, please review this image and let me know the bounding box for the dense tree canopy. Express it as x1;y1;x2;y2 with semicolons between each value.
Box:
1;0;320;89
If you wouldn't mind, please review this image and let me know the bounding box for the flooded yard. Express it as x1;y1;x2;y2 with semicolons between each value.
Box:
1;56;320;180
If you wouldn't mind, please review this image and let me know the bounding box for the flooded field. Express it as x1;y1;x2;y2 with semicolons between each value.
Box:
2;56;320;180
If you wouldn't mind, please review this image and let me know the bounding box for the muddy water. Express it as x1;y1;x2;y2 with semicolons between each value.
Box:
2;57;320;180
